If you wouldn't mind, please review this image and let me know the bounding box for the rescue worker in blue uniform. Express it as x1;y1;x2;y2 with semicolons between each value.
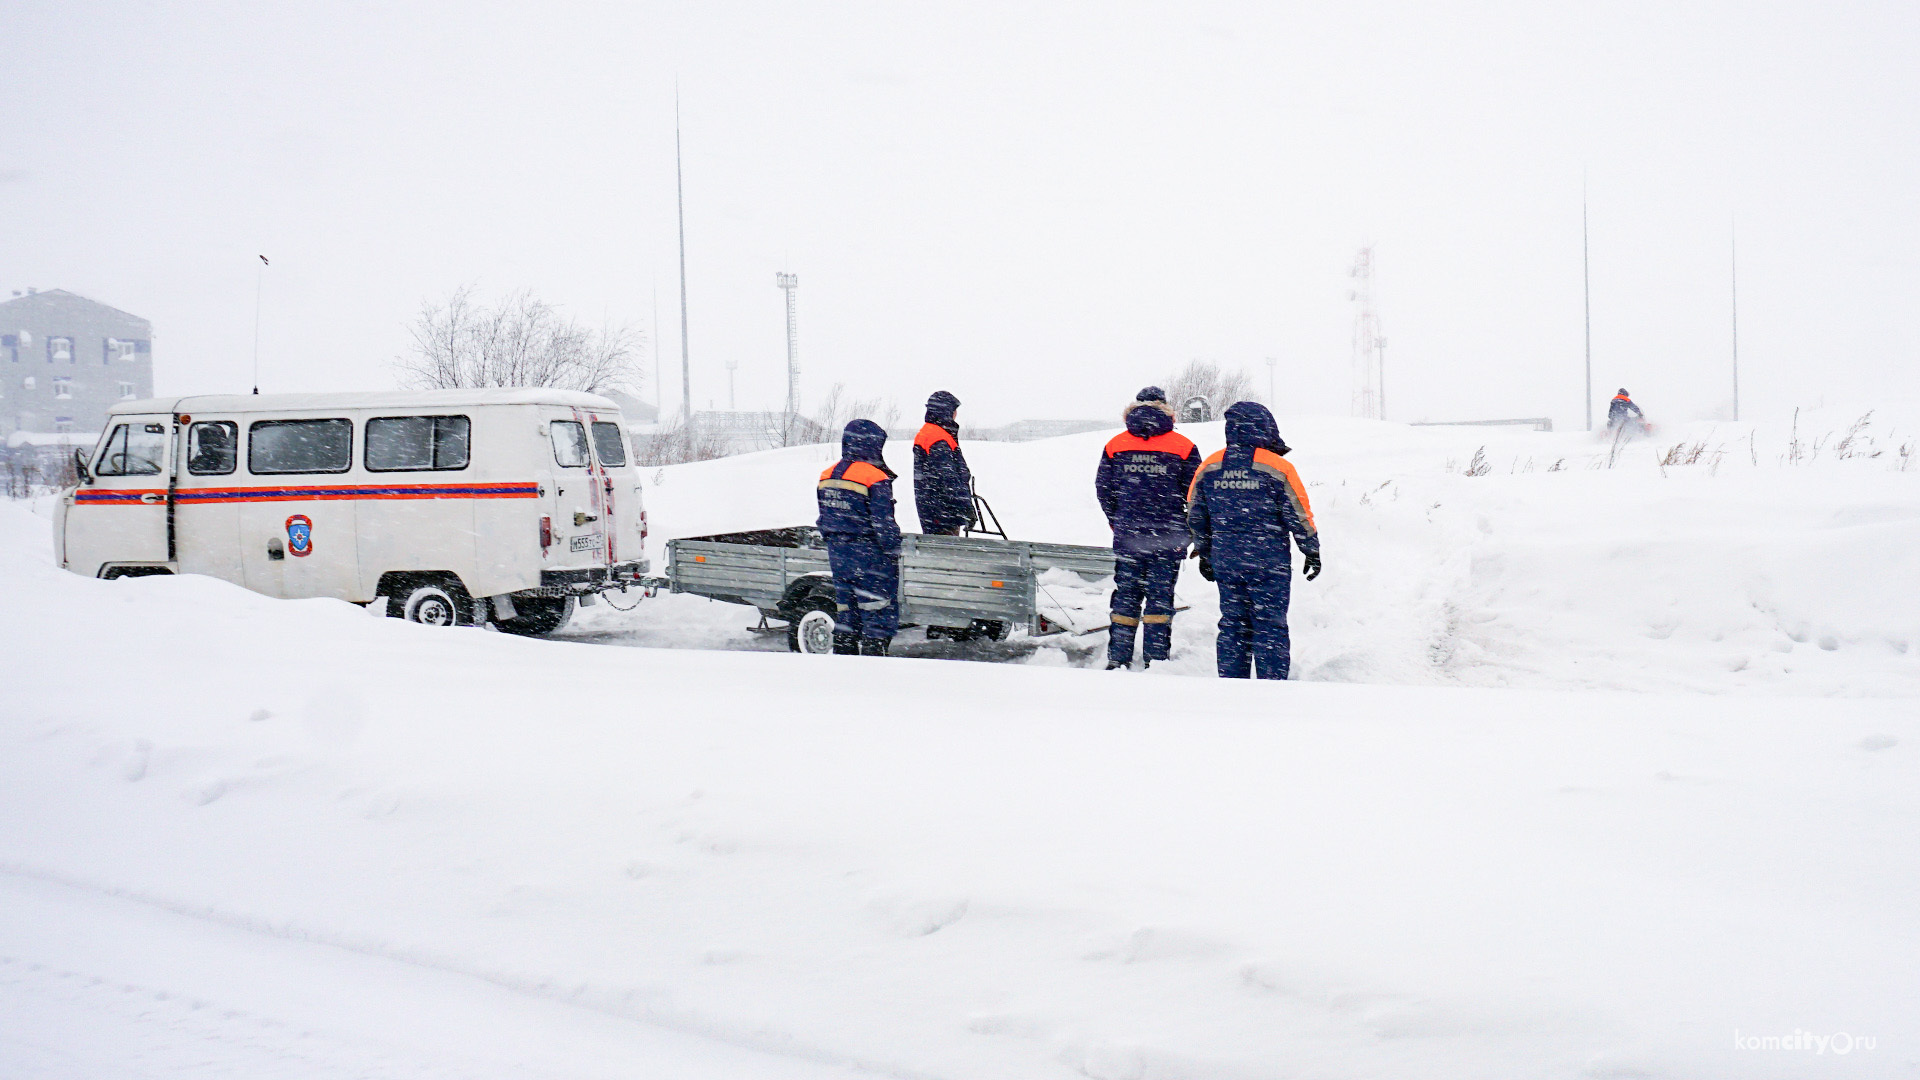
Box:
1187;401;1321;680
912;390;974;535
817;419;902;656
1096;387;1202;669
1607;388;1646;433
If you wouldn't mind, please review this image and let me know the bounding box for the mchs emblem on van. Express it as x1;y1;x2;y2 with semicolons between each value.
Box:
285;514;314;558
569;532;602;552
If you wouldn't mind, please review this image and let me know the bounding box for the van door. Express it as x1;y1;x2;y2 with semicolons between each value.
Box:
65;413;175;576
547;414;609;571
237;416;362;600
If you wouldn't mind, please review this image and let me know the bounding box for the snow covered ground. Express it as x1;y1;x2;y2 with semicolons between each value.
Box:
3;409;1917;1078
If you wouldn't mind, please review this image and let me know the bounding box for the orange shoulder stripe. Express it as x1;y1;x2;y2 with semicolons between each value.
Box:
1253;450;1316;533
914;424;957;452
1186;450;1227;502
842;461;891;486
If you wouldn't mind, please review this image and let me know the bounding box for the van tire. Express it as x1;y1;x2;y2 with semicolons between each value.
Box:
496;595;573;636
393;580;472;626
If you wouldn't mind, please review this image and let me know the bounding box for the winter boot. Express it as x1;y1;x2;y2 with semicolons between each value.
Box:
832;631;860;655
860;637;891;657
1105;660;1132;671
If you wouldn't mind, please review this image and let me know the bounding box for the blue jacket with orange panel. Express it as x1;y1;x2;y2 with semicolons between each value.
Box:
1096;400;1202;555
817;419;902;555
912;392;973;533
1188;402;1319;575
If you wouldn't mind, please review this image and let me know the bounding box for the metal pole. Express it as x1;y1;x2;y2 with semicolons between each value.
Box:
676;88;692;423
1265;356;1276;405
651;283;661;416
1582;183;1593;432
776;272;798;442
252;255;267;395
1730;219;1740;422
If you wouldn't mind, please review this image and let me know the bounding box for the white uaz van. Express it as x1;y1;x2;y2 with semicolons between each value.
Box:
55;389;648;634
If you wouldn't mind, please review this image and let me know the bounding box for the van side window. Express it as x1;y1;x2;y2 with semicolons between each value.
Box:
187;421;238;475
366;415;470;471
550;421;590;467
93;422;167;476
589;421;627;467
249;419;352;474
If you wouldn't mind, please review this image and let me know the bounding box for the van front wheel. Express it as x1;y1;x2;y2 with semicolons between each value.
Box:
394;582;469;626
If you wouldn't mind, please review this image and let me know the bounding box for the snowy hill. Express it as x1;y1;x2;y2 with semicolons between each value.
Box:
2;411;1917;1078
614;409;1920;696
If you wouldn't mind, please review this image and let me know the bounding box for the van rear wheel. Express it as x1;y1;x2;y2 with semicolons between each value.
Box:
393;581;472;626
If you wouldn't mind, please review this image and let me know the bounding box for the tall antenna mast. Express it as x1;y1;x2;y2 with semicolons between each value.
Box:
1348;247;1385;420
1583;178;1593;431
676;86;692;423
651;283;661;416
776;272;799;442
252;254;268;394
1730;218;1740;422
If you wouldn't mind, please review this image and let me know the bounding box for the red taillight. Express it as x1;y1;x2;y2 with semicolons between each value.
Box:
539;515;552;551
639;509;649;541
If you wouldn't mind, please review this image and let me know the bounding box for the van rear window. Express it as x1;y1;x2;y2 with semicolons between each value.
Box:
366;415;470;471
590;422;627;467
249;419;352;474
550;421;589;467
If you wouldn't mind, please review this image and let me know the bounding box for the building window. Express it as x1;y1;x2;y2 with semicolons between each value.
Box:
48;336;73;363
2;334;15;363
105;338;146;363
118;382;136;399
22;376;36;391
54;417;73;434
53;377;72;399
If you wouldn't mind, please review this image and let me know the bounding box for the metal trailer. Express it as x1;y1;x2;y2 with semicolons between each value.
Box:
656;527;1113;654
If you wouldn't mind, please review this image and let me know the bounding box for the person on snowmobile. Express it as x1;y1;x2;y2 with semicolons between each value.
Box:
817;419;902;656
1187;401;1321;680
1607;389;1647;434
1095;386;1202;670
912;390;974;536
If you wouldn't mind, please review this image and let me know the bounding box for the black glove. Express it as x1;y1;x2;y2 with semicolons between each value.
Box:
1198;555;1215;582
1302;551;1322;581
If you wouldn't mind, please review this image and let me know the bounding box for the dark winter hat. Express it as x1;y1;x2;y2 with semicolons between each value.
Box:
840;419;894;475
925;390;961;424
1136;386;1168;404
1224;400;1289;455
1618;388;1630;395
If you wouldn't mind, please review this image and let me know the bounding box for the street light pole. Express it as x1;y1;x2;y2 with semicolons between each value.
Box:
776;272;799;442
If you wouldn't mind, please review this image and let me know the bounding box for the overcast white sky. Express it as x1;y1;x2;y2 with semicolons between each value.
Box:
4;0;1916;428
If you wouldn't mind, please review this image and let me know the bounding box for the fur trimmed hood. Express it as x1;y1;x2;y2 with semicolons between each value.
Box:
1122;398;1176;438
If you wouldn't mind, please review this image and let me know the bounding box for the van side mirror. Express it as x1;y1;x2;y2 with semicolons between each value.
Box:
73;448;92;484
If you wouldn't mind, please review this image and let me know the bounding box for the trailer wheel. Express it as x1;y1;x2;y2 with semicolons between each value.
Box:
789;606;837;655
394;581;472;626
496;595;573;636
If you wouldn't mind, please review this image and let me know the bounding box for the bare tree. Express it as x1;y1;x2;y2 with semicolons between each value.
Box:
809;382;902;445
632;420;733;466
1162;359;1262;420
395;285;642;395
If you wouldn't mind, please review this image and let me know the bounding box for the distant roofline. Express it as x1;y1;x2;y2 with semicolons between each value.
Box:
0;287;152;327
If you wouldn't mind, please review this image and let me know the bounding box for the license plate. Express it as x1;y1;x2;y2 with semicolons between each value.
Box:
569;533;602;552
